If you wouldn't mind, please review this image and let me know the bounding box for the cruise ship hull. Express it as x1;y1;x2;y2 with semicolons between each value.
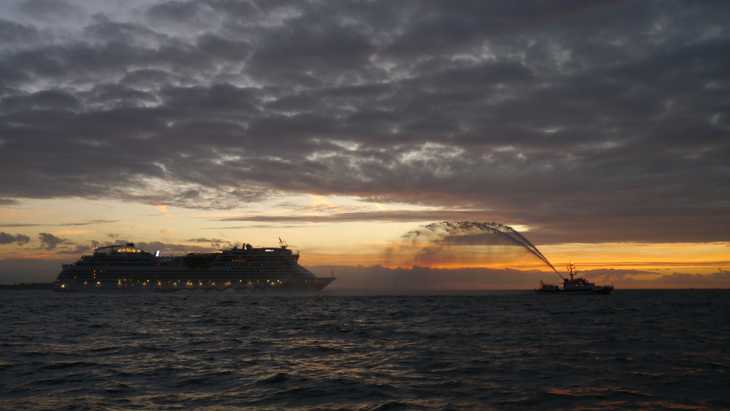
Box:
52;243;335;293
54;277;335;293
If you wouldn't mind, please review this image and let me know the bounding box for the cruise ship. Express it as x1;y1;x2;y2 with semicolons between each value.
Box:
53;243;335;292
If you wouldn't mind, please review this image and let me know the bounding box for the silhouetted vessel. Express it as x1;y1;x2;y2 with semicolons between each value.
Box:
53;242;334;292
536;264;613;294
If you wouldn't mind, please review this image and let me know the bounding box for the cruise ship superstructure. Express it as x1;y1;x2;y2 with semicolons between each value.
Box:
53;243;334;292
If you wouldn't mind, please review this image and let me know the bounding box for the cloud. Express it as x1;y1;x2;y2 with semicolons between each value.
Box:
27;237;220;257
17;0;82;21
558;268;730;289
186;237;233;248
0;232;30;246
58;219;118;227
0;219;118;228
56;243;92;255
37;232;68;250
218;210;493;223
0;258;61;284
47;238;221;256
0;1;728;243
207;224;303;230
186;237;223;243
316;266;730;291
0;18;40;45
133;240;218;255
321;266;548;291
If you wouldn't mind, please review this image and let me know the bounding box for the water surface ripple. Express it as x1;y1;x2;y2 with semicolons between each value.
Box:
1;290;729;410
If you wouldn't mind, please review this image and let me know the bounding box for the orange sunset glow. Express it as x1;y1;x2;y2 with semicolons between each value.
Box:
2;195;729;288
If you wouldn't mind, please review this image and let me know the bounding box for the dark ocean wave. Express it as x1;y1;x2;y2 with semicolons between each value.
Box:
1;290;729;410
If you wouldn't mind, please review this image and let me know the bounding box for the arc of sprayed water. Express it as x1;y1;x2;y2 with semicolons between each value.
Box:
483;223;548;266
487;227;546;262
501;226;560;275
417;221;564;279
500;228;562;278
467;222;563;279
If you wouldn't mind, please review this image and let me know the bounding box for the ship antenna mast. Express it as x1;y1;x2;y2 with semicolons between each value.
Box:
567;263;576;280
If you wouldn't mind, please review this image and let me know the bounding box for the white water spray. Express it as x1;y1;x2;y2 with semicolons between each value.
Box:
406;221;563;278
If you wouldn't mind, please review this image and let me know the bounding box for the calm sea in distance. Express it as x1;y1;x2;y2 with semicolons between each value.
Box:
1;290;729;410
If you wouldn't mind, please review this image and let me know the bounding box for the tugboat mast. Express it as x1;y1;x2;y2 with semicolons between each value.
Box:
567;263;576;281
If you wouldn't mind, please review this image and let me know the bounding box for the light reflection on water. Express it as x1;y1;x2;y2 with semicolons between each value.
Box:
1;290;729;410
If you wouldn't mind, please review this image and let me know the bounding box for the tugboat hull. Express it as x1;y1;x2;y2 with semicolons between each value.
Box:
536;264;614;294
535;286;613;295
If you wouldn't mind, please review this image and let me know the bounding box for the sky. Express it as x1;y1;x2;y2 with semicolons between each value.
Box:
1;0;729;287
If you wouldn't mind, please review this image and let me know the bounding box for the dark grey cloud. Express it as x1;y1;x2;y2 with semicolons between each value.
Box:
0;18;39;44
0;89;80;112
0;258;60;283
38;232;68;250
589;269;730;289
145;1;215;26
0;0;729;243
0;232;30;246
17;0;81;21
317;266;730;291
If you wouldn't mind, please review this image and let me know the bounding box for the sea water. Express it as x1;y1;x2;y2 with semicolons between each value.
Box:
1;290;729;410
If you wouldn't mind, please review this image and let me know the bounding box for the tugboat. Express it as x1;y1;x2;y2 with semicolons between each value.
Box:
536;263;613;294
